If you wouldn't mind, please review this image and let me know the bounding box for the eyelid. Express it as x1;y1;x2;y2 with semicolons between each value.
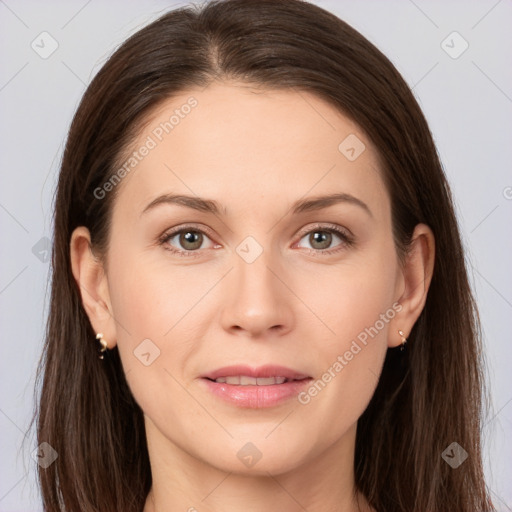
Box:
296;222;353;240
165;222;217;239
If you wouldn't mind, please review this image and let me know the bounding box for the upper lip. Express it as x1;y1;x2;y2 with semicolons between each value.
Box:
202;365;311;381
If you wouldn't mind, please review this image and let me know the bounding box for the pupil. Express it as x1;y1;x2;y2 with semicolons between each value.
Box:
311;231;331;249
181;231;202;250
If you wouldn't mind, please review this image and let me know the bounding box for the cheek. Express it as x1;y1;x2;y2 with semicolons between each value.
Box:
105;248;212;411
107;247;207;343
295;248;397;424
106;272;189;433
304;247;398;350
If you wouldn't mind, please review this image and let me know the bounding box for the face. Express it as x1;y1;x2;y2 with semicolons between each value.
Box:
99;82;405;475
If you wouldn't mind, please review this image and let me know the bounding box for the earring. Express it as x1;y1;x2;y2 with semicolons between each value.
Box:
398;330;407;351
96;333;108;359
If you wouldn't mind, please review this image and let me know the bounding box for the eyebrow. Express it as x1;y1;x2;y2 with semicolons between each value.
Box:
141;192;372;218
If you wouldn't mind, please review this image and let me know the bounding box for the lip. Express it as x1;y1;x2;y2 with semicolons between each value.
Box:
201;365;310;381
200;365;312;408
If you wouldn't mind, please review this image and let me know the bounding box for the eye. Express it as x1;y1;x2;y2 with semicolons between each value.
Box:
158;225;217;257
158;222;354;258
295;224;354;255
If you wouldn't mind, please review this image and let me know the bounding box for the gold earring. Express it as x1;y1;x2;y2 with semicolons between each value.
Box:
96;333;108;359
398;330;407;351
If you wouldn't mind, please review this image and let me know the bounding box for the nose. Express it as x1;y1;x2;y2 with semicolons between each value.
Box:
220;245;295;339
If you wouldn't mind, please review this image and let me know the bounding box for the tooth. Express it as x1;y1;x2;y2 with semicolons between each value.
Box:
214;375;291;385
256;377;275;385
239;376;257;385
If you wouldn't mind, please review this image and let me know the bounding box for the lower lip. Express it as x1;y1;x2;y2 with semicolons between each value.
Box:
201;378;312;408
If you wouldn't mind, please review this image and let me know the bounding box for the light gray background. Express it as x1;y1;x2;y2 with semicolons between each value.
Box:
1;0;511;510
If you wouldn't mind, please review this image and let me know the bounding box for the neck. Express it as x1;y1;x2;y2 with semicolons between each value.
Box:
143;419;374;512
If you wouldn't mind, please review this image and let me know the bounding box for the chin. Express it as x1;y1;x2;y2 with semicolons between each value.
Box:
195;434;315;476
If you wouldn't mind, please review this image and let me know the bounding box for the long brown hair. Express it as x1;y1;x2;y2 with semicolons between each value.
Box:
29;0;495;510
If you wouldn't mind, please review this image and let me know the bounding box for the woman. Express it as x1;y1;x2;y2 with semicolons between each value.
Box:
32;0;495;510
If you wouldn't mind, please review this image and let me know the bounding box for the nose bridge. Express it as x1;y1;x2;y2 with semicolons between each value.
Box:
220;235;293;335
236;240;277;294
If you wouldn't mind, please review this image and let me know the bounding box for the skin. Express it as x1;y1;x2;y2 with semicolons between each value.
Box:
71;81;434;512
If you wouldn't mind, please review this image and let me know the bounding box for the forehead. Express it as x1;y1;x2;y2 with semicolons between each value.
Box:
109;81;387;219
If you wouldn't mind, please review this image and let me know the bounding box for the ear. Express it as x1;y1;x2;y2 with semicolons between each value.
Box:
70;226;117;349
389;223;435;348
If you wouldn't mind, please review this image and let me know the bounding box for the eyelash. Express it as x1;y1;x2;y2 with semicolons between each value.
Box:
158;223;354;258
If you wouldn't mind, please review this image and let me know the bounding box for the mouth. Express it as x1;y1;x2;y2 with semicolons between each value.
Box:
200;365;313;408
205;375;309;385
